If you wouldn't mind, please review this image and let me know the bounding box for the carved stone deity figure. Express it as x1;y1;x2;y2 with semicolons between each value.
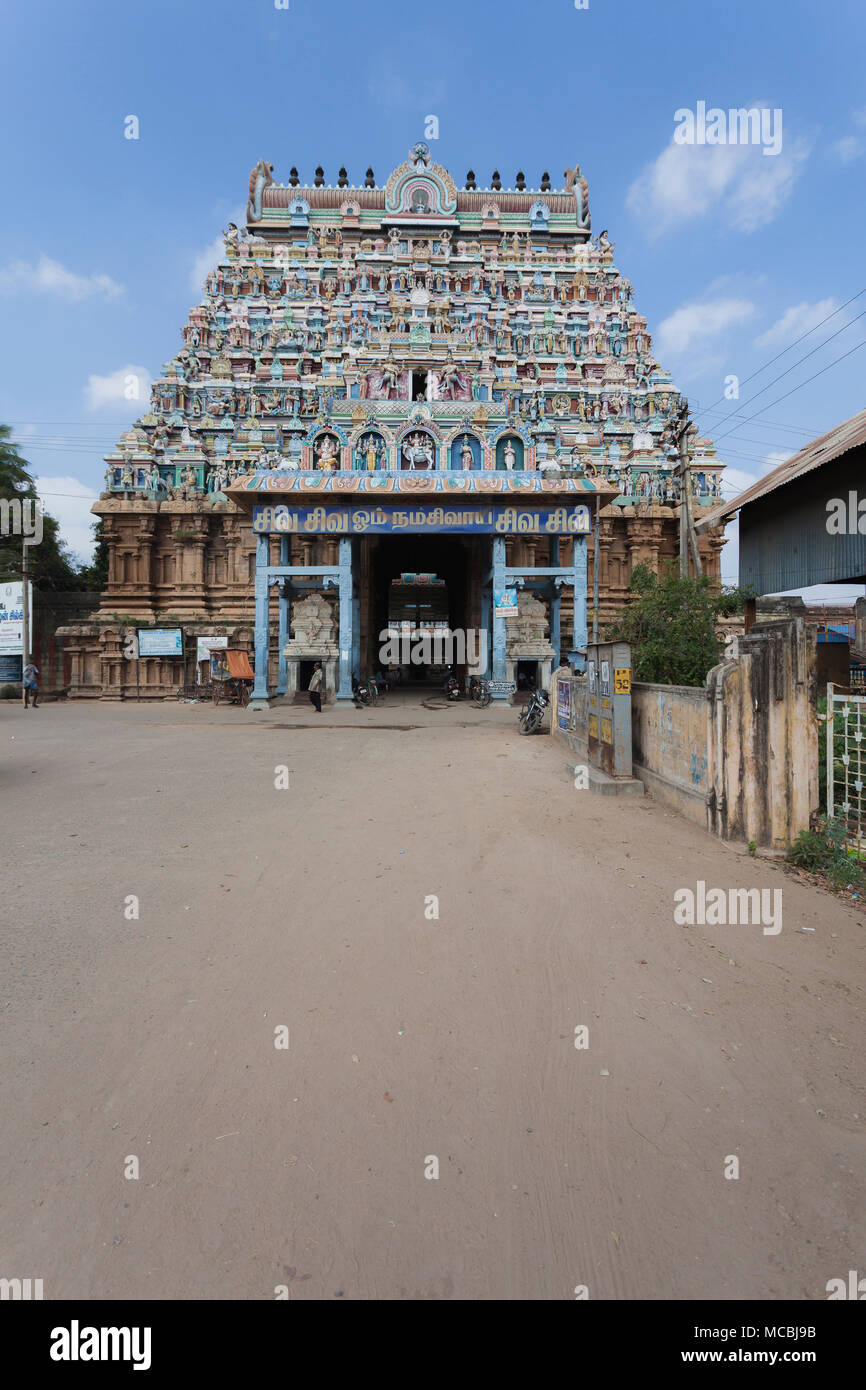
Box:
504;440;516;471
438;356;461;399
380;356;401;398
282;593;339;702
314;435;339;470
223;222;242;255
402;432;435;471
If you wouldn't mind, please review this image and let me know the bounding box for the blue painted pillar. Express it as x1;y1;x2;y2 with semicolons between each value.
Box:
352;544;362;678
251;532;270;703
492;535;507;691
338;536;354;700
572;534;588;671
480;583;491;676
277;535;290;695
549;537;561;662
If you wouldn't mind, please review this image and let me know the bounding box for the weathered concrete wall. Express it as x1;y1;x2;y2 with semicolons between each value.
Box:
706;616;818;848
553;619;818;849
854;597;866;663
631;683;708;825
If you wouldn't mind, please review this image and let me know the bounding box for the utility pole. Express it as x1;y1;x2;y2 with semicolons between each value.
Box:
20;535;29;706
676;399;703;578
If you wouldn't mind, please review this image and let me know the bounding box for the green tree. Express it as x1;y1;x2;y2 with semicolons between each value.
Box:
605;561;752;687
0;424;85;590
77;518;109;591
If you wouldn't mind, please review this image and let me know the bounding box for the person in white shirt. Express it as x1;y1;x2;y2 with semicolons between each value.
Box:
22;660;39;708
308;663;323;713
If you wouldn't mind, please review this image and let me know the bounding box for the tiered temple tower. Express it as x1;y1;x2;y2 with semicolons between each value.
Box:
61;146;726;698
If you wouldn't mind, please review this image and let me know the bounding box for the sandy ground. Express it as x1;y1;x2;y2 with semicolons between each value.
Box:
1;694;863;1301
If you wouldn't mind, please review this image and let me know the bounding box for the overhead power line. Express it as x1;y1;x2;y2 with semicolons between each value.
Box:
711;338;866;444
695;288;866;417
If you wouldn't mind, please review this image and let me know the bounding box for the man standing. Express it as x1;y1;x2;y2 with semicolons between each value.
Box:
22;659;39;709
308;662;323;713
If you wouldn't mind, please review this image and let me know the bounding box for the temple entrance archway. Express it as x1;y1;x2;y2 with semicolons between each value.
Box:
359;535;481;685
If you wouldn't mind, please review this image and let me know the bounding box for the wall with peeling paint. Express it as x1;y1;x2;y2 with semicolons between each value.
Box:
631;683;708;825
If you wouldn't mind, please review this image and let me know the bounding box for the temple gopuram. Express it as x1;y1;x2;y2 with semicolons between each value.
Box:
61;145;726;700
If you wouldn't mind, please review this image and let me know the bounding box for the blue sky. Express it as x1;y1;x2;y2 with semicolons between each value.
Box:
1;0;864;597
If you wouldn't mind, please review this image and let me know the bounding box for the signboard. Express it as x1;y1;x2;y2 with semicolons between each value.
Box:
488;680;516;695
0;655;23;681
557;677;572;729
253;504;591;536
614;667;631;694
0;582;33;656
138;628;183;658
494;588;518;618
197;635;227;679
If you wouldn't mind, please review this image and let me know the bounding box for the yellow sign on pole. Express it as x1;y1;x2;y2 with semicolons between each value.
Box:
614;668;631;694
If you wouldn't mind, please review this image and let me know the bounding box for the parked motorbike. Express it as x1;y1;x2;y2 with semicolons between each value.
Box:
444;674;461;701
518;686;549;735
353;676;374;708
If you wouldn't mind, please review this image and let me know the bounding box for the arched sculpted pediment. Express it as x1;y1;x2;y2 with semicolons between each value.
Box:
384;155;458;216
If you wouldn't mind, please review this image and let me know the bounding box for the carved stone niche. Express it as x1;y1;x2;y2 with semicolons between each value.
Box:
505;590;556;693
281;591;339;700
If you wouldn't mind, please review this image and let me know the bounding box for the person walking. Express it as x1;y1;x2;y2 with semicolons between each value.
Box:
308;662;323;712
22;659;39;709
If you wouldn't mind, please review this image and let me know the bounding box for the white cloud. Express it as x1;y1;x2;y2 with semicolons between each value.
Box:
831;106;866;162
85;364;153;412
0;255;124;301
656;297;756;358
190;233;225;295
627;127;811;236
831;135;864;164
34;475;98;563
755;298;839;348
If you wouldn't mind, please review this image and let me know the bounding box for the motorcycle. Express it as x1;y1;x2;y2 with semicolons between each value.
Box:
443;674;460;701
353;676;375;708
518;686;549;735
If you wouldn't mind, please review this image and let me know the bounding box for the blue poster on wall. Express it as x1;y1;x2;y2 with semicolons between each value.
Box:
138;628;183;657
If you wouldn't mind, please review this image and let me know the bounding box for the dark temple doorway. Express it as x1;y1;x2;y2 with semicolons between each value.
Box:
360;535;480;688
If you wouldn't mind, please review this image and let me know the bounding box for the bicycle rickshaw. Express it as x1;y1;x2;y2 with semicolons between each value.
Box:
210;648;254;707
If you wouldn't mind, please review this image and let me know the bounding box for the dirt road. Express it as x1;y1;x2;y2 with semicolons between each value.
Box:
1;699;863;1300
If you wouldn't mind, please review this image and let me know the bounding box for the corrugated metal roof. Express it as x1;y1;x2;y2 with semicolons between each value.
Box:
695;406;866;531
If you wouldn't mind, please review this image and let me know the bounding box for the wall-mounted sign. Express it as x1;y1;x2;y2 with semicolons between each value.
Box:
0;582;33;656
494;588;518;618
253;504;591;536
138;628;183;657
557;678;572;729
391;572;445;586
197;635;228;679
